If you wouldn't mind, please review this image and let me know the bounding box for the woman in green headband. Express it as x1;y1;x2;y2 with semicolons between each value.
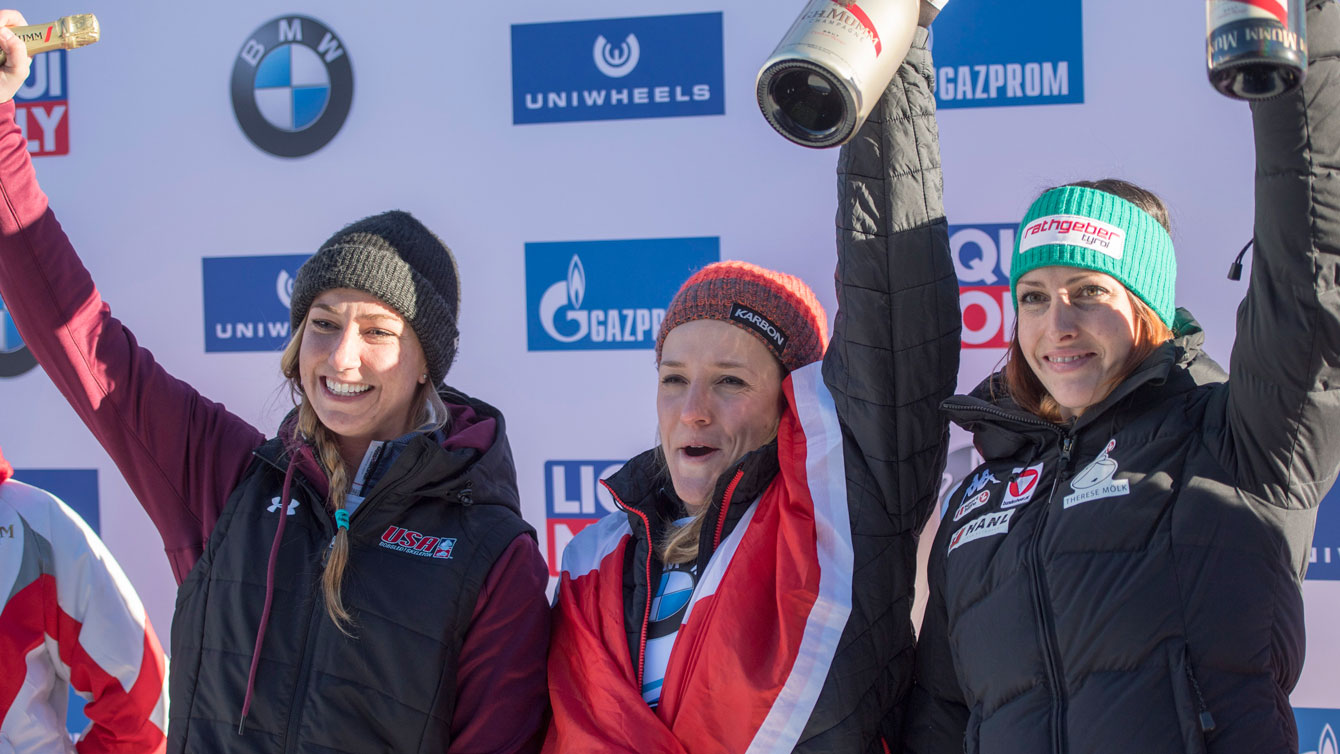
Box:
904;3;1340;751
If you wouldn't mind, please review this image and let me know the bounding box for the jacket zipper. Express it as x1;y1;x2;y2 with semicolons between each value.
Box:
1184;653;1217;733
711;467;745;550
1031;434;1073;754
602;482;656;691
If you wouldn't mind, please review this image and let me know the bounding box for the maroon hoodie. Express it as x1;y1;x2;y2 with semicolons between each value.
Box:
0;100;547;753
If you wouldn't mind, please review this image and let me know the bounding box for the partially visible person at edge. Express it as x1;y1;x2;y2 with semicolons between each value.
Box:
904;3;1340;752
0;444;169;753
543;11;961;753
0;12;549;752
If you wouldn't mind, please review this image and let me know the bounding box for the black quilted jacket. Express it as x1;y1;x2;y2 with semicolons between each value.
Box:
904;3;1340;752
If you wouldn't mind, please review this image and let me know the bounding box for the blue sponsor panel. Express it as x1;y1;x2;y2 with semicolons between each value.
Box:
0;289;39;377
203;254;310;353
931;0;1083;109
950;223;1016;348
512;12;724;124
12;468;99;736
1294;708;1339;754
525;237;718;351
544;459;625;576
1308;482;1340;580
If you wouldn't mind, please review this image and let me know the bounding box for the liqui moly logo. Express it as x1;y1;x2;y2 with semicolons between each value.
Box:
380;525;456;559
14;51;69;156
545;459;624;576
1019;214;1126;259
952;224;1015;349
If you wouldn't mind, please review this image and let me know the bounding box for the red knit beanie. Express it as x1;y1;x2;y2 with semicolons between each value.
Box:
655;261;828;373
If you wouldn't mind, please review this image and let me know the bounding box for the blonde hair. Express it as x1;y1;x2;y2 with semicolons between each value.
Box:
279;322;447;634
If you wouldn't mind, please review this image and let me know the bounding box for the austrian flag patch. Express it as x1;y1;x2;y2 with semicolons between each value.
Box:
380;525;457;559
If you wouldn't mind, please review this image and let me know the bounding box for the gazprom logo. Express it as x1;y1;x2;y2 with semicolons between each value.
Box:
931;0;1083;109
525;237;718;351
1295;709;1340;754
511;13;724;125
203;254;311;352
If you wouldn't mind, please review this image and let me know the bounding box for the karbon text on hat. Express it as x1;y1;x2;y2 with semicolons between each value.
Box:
656;260;828;373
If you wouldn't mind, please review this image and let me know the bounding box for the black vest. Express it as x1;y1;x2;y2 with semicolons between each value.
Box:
167;425;531;753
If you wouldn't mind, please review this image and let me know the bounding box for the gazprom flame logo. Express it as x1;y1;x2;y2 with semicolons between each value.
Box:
276;270;296;309
593;34;640;78
539;255;589;343
1305;724;1338;754
524;237;717;352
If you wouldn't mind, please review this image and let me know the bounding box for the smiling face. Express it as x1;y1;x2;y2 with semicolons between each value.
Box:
298;288;428;466
657;320;785;512
1015;266;1138;420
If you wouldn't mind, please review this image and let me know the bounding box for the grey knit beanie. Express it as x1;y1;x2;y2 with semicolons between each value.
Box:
289;210;461;384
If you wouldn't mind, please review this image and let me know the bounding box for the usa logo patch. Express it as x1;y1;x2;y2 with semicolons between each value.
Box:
380;525;456;560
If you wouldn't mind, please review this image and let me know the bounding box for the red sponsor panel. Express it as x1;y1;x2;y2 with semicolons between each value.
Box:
547;518;599;577
14;102;68;156
959;286;1014;349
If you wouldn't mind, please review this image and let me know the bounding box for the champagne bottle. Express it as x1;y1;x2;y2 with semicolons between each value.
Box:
1207;0;1305;100
756;0;930;149
0;14;100;68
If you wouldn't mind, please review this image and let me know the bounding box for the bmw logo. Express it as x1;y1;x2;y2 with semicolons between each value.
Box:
231;16;353;158
0;292;37;378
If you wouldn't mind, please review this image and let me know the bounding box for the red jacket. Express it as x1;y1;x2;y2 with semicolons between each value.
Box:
546;365;855;752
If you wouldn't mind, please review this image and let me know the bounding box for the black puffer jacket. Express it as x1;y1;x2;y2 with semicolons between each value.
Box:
813;30;961;750
904;3;1340;753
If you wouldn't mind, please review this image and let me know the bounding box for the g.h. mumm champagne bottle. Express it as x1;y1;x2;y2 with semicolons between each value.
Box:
1207;0;1305;100
756;0;934;149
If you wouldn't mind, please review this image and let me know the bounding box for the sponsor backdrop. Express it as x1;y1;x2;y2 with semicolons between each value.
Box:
0;0;1336;740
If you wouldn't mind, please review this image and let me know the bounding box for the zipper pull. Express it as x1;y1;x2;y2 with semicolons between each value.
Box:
1060;436;1074;465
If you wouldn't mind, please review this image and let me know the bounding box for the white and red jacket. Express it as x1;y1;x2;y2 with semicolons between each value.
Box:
0;449;168;753
546;365;855;753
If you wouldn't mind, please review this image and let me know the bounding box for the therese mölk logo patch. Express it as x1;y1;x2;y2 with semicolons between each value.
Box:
1063;439;1129;509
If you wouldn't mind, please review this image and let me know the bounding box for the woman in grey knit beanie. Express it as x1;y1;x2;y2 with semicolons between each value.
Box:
0;33;551;739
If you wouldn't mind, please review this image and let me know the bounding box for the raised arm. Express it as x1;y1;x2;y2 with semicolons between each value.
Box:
0;23;264;582
1223;0;1340;507
822;29;961;533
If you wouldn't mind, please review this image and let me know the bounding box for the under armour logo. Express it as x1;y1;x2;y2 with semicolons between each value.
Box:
267;497;299;516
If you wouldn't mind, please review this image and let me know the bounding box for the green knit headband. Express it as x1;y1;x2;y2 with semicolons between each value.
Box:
1010;186;1177;327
